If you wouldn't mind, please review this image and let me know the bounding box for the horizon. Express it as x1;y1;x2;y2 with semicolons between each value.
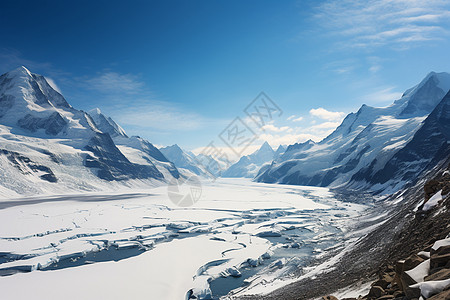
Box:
1;1;450;157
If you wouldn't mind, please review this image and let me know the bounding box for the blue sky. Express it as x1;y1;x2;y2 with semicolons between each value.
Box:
1;0;450;157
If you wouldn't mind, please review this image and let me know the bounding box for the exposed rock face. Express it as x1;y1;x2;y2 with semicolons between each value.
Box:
0;149;57;183
18;112;67;135
353;90;450;189
84;133;163;181
318;163;450;300
0;66;182;194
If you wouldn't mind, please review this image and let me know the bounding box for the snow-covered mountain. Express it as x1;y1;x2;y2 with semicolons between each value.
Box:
160;144;215;177
350;89;450;191
222;142;280;178
88;108;128;138
86;108;180;180
256;72;450;192
0;66;179;196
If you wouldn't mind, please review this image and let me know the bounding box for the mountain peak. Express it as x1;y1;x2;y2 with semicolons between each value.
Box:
398;71;450;117
275;144;285;152
259;141;273;151
89;108;102;115
86;109;128;138
7;66;32;77
3;66;34;83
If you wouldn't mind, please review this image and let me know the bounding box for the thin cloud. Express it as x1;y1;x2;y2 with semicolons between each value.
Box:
45;77;62;94
310;121;341;130
313;0;450;50
85;71;144;94
362;87;403;104
292;116;303;122
261;124;292;133
110;101;206;132
309;107;345;121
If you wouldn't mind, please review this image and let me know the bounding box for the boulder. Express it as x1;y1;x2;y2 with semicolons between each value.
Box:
401;271;419;291
404;284;421;299
394;260;405;290
404;254;425;271
431;245;450;257
425;269;450;281
368;285;385;298
427;289;450;300
430;253;450;270
393;290;405;298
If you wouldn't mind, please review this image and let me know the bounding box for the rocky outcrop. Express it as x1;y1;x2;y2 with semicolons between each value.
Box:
322;236;450;300
321;164;450;300
0;149;57;182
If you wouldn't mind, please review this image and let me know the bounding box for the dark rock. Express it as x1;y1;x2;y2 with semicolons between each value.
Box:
404;254;425;271
425;268;450;281
0;148;57;183
427;289;450;300
393;290;405;298
404;284;421;299
368;285;385;298
322;296;338;300
400;271;417;292
431;253;450;270
431;245;450;256
18;112;67;135
84;133;164;181
377;295;394;300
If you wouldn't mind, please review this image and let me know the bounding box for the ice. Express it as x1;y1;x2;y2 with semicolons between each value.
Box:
417;251;430;259
0;178;369;299
432;237;450;251
221;266;241;277
411;278;450;298
405;259;429;283
423;190;443;211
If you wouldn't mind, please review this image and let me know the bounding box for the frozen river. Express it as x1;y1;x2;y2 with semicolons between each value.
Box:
0;178;368;299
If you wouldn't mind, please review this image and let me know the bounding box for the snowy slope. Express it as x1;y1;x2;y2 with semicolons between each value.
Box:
0;66;179;197
223;142;277;178
256;72;450;192
350;90;450;191
160;144;213;177
86;109;180;180
88;108;127;138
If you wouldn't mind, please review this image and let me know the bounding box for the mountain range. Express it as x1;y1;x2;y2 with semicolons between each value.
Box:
222;142;285;178
0;66;179;196
0;66;449;197
256;71;450;193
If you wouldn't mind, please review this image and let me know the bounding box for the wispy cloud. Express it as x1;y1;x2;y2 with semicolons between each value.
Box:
261;124;292;133
313;0;450;50
309;107;345;121
310;121;341;130
362;86;403;104
84;71;144;94
111;102;205;132
45;77;62;94
287;115;303;122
